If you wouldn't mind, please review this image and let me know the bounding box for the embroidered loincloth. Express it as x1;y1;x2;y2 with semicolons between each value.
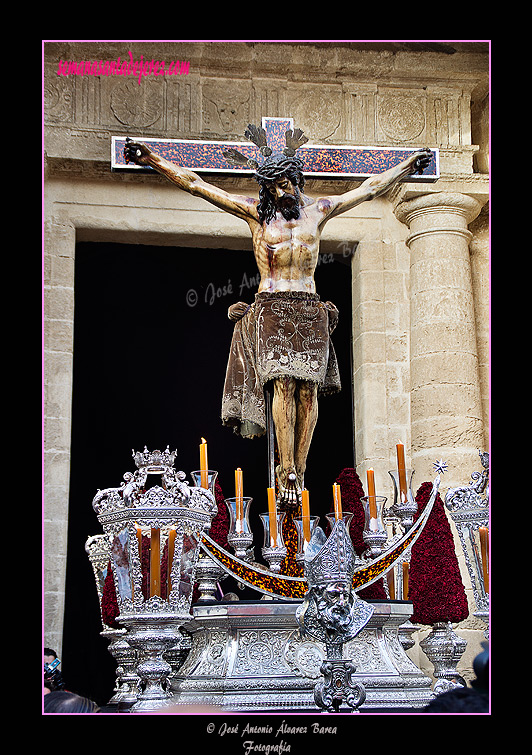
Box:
221;291;341;438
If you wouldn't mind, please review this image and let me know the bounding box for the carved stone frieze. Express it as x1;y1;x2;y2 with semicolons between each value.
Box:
289;86;343;141
44;42;487;170
110;78;163;128
377;93;426;142
44;64;74;123
201;79;251;136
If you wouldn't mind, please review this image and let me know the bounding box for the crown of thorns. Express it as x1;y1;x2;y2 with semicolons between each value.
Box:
222;123;308;181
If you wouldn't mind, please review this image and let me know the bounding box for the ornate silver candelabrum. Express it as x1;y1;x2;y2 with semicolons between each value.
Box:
296;519;373;713
259;511;287;573
92;447;217;712
225;496;254;562
85;533;140;710
445;450;489;638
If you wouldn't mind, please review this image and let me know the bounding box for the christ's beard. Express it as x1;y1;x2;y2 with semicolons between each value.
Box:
278;192;301;220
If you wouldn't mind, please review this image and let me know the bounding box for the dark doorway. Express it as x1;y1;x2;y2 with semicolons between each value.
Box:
62;241;354;705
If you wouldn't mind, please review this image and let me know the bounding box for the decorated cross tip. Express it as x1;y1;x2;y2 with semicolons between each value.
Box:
433;460;448;475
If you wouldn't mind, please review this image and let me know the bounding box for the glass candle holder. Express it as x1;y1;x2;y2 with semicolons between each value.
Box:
190;469;218;495
388;469;417;531
225;496;254;561
361;495;388;557
259;511;287;573
293;516;320;560
325;511;355;531
259;511;286;549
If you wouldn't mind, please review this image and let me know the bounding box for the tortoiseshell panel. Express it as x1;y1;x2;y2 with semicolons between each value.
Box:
200;497;430;600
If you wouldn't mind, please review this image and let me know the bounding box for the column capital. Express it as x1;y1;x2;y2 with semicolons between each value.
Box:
394;191;483;228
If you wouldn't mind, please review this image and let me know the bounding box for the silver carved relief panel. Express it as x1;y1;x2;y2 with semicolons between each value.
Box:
171;602;434;711
233;629;292;677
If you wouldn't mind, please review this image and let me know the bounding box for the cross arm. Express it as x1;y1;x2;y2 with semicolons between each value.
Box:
123;139;259;223
319;148;433;222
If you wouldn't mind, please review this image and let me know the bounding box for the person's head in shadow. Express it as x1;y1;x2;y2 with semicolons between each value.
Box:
44;690;100;713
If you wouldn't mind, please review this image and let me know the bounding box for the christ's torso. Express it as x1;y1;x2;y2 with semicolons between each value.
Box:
249;199;326;293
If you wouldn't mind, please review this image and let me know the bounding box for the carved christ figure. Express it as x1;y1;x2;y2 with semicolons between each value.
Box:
124;128;432;501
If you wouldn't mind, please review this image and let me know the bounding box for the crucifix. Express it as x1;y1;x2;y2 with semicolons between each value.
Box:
114;116;438;507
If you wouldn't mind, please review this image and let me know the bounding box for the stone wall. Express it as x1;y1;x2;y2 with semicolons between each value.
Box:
43;41;489;682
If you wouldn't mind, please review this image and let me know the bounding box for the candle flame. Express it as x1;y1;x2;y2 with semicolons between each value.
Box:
201;437;207;444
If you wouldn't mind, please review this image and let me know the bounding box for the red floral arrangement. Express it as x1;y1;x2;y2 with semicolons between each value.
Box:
332;468;387;600
408;481;469;625
210;479;231;550
101;565;121;629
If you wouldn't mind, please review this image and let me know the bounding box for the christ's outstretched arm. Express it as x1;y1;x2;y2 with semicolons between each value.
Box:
124;139;259;223
318;148;433;224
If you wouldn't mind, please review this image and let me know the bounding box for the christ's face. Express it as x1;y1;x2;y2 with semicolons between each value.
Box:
266;176;301;220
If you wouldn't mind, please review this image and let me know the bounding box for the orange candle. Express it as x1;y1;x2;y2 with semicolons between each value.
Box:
136;523;143;560
267;487;278;546
333;483;342;520
167;529;176;595
367;468;377;519
402;561;409;599
200;438;209;489
479;526;489;593
301;488;311;543
387;568;396;600
134;524;143;600
150;527;161;597
235;468;244;532
396;443;408;502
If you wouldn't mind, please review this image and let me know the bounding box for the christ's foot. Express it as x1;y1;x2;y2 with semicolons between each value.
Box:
276;465;301;510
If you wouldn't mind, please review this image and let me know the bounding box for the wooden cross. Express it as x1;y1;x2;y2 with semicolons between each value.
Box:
111;115;439;181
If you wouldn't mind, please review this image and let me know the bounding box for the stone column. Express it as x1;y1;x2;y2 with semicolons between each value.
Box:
394;192;484;488
43;217;76;656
